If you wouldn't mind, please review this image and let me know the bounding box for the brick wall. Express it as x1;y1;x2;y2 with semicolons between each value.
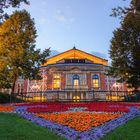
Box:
87;73;92;90
100;73;106;90
47;74;53;90
61;73;66;90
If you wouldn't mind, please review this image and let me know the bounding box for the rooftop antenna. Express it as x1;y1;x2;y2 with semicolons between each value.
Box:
73;45;76;59
73;45;76;50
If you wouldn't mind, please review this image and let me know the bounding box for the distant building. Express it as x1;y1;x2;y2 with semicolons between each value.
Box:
14;47;127;101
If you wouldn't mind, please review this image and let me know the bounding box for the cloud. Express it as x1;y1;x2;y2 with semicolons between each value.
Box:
49;50;60;57
36;17;52;26
55;14;67;22
55;10;75;24
69;17;75;23
91;51;107;59
37;18;47;25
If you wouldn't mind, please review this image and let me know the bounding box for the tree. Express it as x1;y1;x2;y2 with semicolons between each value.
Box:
0;0;29;21
0;10;50;93
109;0;140;90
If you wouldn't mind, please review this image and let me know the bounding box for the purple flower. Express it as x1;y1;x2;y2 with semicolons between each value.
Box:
14;104;140;140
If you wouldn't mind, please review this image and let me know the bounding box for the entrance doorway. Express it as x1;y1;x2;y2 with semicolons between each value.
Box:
73;96;80;102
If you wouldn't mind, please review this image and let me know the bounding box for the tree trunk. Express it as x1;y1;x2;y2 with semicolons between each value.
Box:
11;74;17;94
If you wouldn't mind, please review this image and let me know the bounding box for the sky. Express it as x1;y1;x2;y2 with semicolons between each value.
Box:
7;0;131;62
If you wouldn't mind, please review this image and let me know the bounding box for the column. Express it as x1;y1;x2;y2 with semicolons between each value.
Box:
86;92;88;99
70;92;72;99
65;93;67;99
81;93;83;100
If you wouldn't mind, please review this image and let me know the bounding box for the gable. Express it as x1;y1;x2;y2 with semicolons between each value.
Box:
42;48;108;66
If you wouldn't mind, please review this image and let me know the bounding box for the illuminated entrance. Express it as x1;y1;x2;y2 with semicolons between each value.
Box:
73;96;80;102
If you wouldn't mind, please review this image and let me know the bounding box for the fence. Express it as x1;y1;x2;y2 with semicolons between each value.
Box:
10;90;140;103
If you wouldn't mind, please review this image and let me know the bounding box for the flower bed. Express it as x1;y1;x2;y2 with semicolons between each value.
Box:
0;101;140;139
15;105;140;140
27;102;130;113
36;112;121;131
0;105;14;112
10;102;140;139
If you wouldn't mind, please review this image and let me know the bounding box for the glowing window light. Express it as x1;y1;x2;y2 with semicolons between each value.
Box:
92;74;99;88
73;75;80;88
73;96;80;102
53;74;61;89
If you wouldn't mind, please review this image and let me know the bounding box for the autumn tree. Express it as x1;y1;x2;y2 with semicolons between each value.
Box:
109;0;140;90
0;10;50;93
0;0;29;21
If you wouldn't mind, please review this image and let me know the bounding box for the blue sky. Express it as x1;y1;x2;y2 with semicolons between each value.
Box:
7;0;131;61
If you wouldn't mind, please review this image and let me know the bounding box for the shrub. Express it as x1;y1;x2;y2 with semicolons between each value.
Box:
0;92;23;103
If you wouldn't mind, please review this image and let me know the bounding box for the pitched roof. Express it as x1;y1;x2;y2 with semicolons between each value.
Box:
42;47;108;66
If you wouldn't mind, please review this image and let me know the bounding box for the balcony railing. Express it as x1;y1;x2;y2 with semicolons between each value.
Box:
65;85;88;90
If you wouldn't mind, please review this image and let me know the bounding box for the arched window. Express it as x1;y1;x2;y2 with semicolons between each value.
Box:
73;75;80;87
92;74;99;88
53;74;61;89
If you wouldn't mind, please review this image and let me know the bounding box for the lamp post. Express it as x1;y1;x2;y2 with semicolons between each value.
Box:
113;82;120;101
31;84;41;102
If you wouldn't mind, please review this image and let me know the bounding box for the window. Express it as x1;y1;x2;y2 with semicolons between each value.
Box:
64;59;86;63
65;59;71;63
53;74;61;89
73;75;80;87
72;59;78;63
79;59;85;63
92;74;99;88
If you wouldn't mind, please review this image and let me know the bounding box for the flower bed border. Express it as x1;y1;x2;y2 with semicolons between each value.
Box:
14;105;140;140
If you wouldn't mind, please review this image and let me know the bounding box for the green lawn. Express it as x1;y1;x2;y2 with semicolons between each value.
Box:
102;117;140;140
0;113;66;140
1;113;140;140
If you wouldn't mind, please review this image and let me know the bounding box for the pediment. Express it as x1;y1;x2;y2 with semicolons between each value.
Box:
42;48;108;66
70;67;81;72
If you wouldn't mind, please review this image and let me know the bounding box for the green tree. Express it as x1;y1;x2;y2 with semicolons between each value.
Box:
109;0;140;90
0;0;29;21
0;10;50;93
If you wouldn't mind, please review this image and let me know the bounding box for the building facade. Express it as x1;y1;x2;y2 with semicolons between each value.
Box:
14;47;127;101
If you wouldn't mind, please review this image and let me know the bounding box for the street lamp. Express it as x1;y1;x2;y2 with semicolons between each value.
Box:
113;82;121;101
31;84;41;102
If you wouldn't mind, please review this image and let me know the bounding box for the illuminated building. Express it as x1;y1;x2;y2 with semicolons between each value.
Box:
14;47;126;101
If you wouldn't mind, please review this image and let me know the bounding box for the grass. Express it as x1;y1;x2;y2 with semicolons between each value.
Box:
0;113;66;140
102;117;140;140
1;112;140;140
